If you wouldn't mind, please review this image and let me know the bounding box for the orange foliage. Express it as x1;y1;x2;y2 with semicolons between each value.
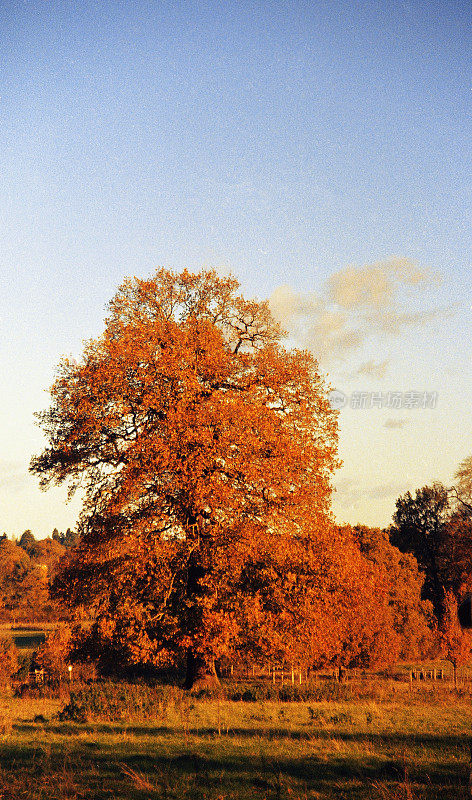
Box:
0;638;18;684
30;538;66;579
440;590;471;684
32;269;343;685
34;625;72;680
0;537;67;623
348;525;434;664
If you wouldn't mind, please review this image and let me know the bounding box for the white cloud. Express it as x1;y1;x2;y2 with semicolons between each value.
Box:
383;418;409;429
269;257;446;366
351;360;389;380
328;257;439;310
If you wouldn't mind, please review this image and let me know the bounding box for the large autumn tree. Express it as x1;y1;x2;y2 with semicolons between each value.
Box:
31;269;339;686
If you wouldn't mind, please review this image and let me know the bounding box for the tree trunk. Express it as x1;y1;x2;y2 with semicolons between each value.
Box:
183;532;221;690
184;649;220;690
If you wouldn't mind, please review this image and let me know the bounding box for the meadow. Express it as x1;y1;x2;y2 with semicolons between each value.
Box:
1;685;472;799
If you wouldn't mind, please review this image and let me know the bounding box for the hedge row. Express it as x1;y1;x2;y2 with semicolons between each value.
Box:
58;680;356;721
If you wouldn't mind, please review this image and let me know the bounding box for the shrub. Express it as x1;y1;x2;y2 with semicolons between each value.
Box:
57;674;420;723
59;682;184;722
228;683;270;702
14;680;65;699
192;679;353;702
227;680;353;702
57;692;87;722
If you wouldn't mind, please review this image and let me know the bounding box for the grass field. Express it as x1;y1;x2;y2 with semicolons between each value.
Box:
0;692;472;799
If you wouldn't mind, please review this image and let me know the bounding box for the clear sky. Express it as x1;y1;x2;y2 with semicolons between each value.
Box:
0;0;471;537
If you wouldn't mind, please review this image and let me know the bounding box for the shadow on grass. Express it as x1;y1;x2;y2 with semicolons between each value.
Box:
1;728;470;800
14;721;472;750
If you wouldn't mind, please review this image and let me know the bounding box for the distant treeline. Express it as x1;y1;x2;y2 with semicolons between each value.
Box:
0;528;78;622
3;481;472;679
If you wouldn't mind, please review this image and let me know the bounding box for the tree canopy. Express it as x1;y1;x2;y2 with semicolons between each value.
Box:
31;269;340;685
453;456;472;513
350;525;433;663
390;482;472;624
389;484;450;618
0;537;66;622
18;530;36;554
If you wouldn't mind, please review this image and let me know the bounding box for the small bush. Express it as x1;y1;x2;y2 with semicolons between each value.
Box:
229;683;271;702
59;682;184;722
278;681;352;702
56;674;429;724
58;692;87;722
190;685;225;700
14;679;66;699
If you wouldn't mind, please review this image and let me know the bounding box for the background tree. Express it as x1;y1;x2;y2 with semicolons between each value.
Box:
34;626;72;681
0;539;31;621
31;268;339;687
30;538;66;579
390;482;472;630
389;484;451;619
0;537;66;623
452;456;472;513
18;530;36;554
352;525;434;660
439;509;472;597
14;565;50;622
228;523;381;674
63;528;79;549
440;591;471;688
321;527;396;670
52;528;79;548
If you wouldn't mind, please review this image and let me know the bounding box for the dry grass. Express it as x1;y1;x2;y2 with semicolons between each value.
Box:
0;692;470;799
0;758;87;799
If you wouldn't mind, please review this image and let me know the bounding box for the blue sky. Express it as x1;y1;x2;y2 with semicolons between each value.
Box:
0;0;471;537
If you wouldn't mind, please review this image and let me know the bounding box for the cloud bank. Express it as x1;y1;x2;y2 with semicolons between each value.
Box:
269;258;443;367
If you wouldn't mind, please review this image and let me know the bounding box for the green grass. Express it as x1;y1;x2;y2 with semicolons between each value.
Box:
0;692;472;798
